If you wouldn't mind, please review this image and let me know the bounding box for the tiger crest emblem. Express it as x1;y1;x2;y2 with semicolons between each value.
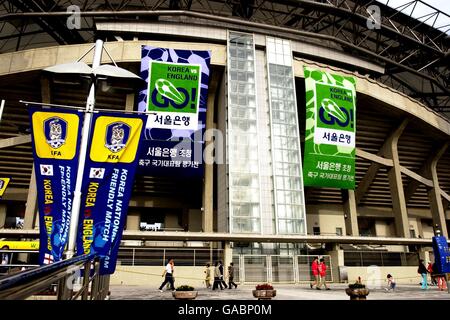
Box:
44;117;67;149
105;122;130;153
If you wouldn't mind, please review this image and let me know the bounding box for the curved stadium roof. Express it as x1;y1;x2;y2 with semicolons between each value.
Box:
0;0;448;114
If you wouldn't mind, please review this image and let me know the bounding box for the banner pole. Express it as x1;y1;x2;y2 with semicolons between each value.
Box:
65;39;104;259
0;100;5;122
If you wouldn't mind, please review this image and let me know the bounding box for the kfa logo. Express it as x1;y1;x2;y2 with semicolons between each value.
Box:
44;117;67;153
105;122;130;159
318;99;354;129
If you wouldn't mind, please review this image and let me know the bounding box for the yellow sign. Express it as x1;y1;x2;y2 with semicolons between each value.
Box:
0;178;10;197
31;111;80;160
89;116;143;163
0;240;39;250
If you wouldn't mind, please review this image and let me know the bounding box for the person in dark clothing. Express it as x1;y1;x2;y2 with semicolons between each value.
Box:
228;262;238;289
212;262;224;290
430;262;438;286
218;261;228;289
418;259;428;290
158;258;175;292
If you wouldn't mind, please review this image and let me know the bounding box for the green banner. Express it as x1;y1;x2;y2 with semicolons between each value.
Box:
303;67;356;189
147;61;201;130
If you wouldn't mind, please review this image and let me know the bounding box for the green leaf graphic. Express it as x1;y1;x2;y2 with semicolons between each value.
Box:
155;79;184;104
320;98;347;123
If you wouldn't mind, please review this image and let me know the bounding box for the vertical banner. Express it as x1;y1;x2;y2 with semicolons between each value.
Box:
137;46;211;177
432;236;450;274
0;178;11;198
76;113;145;275
303;67;357;189
29;107;81;264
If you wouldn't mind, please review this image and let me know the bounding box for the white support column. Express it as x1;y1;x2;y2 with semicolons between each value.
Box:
65;39;104;259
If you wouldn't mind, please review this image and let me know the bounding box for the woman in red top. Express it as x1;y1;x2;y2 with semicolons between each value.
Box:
310;257;319;289
318;258;330;290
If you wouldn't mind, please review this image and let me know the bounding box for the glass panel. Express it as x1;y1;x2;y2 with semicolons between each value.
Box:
228;32;261;234
266;37;306;235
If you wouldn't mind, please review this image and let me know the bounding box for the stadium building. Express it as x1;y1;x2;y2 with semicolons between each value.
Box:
0;0;449;286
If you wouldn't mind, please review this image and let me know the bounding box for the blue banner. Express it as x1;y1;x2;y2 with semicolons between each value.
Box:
29;107;82;265
76;112;145;275
137;46;211;177
137;139;203;178
432;236;450;274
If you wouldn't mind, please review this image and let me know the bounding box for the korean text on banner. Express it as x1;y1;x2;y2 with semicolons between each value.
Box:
303;67;357;189
76;113;145;275
137;46;211;178
29;107;82;265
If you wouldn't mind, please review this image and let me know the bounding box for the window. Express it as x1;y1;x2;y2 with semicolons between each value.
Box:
313;227;321;235
336;227;343;236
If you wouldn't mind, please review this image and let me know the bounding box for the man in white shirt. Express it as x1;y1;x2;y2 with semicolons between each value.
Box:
158;258;175;292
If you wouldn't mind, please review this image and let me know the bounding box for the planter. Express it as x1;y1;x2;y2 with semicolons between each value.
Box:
252;289;277;300
172;291;198;300
345;288;370;300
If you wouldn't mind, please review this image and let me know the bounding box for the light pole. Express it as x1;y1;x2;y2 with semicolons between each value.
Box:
43;39;144;259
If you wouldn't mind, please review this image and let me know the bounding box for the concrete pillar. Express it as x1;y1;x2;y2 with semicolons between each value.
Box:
418;248;430;264
126;211;140;231
125;93;134;111
385;120;410;238
202;91;215;233
343;190;359;236
23;165;37;230
416;217;424;238
426;143;448;238
0;204;6;228
223;242;233;271
328;244;344;283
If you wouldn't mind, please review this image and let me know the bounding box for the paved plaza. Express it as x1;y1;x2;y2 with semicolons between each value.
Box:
109;284;450;300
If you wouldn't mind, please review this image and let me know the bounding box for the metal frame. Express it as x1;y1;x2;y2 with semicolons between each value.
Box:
0;1;448;112
235;253;333;283
0;254;109;300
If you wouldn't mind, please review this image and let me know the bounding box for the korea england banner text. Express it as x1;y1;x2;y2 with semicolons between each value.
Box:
137;46;211;177
76;113;145;275
29;107;81;265
302;68;357;189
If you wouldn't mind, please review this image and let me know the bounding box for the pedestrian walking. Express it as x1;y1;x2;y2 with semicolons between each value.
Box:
158;258;175;292
418;259;428;290
428;262;437;286
385;274;396;292
204;263;212;289
212;262;224;290
228;262;238;289
0;246;9;274
317;258;330;290
310;257;319;289
219;261;228;289
437;274;448;291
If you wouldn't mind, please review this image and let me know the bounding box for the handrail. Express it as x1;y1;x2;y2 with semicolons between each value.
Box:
0;254;109;300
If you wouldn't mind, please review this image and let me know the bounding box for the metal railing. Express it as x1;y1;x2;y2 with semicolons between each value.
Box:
0;250;39;275
0;254;109;300
117;247;224;266
343;251;419;267
233;254;333;284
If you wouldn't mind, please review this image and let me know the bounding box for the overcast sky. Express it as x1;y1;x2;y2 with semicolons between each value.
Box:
376;0;449;32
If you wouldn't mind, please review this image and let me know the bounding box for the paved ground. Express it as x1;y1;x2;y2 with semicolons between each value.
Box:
109;283;450;300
